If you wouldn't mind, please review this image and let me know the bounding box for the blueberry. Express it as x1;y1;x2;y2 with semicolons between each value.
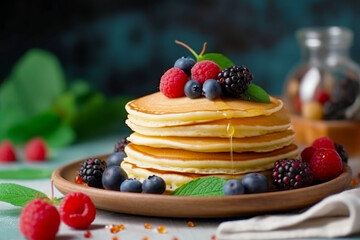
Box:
107;152;126;167
242;173;269;194
184;80;202;98
202;79;222;100
102;166;128;191
174;57;196;76
120;178;142;193
223;179;245;195
142;175;166;194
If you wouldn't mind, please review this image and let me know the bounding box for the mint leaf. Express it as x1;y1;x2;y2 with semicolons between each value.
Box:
11;49;66;116
172;177;226;196
198;53;234;70
0;168;53;180
241;83;271;103
0;183;48;207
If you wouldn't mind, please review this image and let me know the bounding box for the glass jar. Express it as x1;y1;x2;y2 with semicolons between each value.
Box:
284;27;360;121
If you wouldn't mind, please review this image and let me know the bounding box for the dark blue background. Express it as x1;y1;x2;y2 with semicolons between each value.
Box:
1;0;360;97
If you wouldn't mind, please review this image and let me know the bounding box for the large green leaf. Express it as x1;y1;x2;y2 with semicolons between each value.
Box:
11;49;66;116
45;124;76;147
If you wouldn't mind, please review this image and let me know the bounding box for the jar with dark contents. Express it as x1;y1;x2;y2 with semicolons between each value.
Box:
284;27;360;121
284;27;360;156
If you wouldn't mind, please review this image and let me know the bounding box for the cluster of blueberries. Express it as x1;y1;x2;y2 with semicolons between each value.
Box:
175;57;222;100
103;152;166;194
222;173;269;195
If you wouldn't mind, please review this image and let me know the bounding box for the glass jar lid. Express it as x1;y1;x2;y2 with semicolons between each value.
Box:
296;27;353;48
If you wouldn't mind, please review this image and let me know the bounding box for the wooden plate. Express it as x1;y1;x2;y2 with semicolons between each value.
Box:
52;154;352;218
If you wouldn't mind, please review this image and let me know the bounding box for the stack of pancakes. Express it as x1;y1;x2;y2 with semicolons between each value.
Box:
122;92;299;191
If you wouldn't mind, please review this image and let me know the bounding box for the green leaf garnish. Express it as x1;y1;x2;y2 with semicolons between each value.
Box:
0;183;48;207
0;168;53;180
172;177;226;196
175;40;233;70
198;53;234;70
241;83;271;103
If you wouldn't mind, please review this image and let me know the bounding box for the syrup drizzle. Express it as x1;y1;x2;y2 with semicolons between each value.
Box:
214;100;235;175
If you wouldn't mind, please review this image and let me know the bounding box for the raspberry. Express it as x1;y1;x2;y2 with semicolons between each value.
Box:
300;146;317;163
311;136;335;149
191;60;220;84
272;159;313;190
24;137;47;161
0;140;16;162
59;192;96;229
160;67;189;98
19;199;60;240
310;148;343;182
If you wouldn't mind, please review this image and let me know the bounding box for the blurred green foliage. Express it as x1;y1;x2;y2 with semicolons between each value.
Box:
0;49;130;147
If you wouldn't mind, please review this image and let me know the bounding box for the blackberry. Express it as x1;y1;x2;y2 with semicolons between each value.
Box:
79;158;107;188
335;142;348;163
324;78;360;120
217;65;254;98
114;137;129;152
272;159;313;190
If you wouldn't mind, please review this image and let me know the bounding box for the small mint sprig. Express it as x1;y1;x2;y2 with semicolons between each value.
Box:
175;40;234;70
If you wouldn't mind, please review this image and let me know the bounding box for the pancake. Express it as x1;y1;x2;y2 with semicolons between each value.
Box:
126;107;291;138
126;92;283;127
123;143;299;174
127;129;295;153
121;161;273;192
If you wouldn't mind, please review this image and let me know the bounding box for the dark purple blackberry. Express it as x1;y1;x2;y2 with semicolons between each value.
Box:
79;158;107;188
217;65;254;98
335;142;348;163
114;137;129;152
272;159;313;190
324;78;360;120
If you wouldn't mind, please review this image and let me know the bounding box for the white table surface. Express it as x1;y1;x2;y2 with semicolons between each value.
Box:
1;135;360;240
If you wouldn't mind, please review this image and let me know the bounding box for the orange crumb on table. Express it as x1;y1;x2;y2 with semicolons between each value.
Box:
211;234;217;240
187;221;195;227
84;231;92;238
157;225;167;234
350;178;358;187
142;237;149;240
144;222;152;229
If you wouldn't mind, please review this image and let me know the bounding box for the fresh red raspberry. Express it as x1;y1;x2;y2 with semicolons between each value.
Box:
0;140;16;162
25;137;47;161
312;136;335;149
19;199;60;240
159;67;189;98
314;89;330;104
301;146;317;163
191;60;220;84
310;148;343;182
59;192;96;229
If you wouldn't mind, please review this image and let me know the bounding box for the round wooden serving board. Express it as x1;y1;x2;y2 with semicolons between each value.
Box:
52;154;352;218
